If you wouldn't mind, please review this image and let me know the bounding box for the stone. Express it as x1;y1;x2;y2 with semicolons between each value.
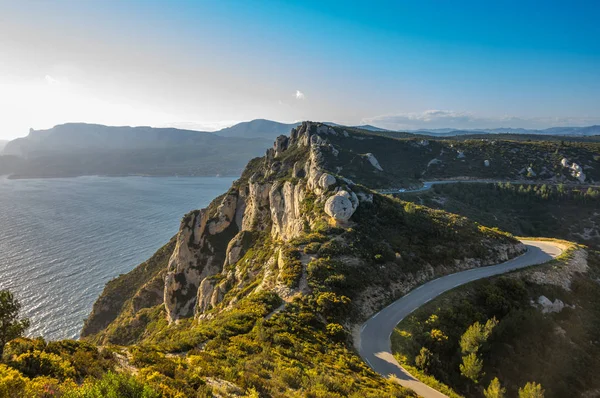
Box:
364;153;383;171
208;193;237;235
318;173;336;190
325;190;359;222
164;210;209;321
269;181;306;241
570;162;586;182
457;151;466;159
292;161;306;178
537;295;566;313
274;135;289;157
484;159;490;167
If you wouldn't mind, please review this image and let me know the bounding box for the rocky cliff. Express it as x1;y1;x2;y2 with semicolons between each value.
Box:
83;122;525;344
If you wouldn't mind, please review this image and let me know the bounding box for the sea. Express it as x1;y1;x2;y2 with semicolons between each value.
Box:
0;175;236;340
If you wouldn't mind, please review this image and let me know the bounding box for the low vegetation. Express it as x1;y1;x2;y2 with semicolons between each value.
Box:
392;249;600;397
324;129;600;188
401;182;600;247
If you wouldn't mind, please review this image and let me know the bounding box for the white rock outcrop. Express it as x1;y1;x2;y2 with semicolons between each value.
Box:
537;295;566;313
560;158;586;182
364;153;383;171
570;162;586;182
484;160;490;167
269;181;306;241
324;190;359;222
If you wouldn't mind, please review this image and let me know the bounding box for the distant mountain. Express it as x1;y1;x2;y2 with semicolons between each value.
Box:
214;119;300;140
4;120;599;179
3;123;217;157
213;120;390;140
0;123;272;178
408;125;600;137
0;140;7;152
353;124;390;132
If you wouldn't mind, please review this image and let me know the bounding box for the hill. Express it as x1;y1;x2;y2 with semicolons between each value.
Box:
70;122;522;396
0;140;6;152
1;122;595;397
2;123;217;156
214;119;300;140
318;128;599;188
391;183;600;397
0;123;272;178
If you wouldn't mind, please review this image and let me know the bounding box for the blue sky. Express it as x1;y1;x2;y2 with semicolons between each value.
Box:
0;0;599;138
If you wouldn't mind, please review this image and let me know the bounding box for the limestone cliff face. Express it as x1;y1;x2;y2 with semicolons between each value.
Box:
163;122;362;322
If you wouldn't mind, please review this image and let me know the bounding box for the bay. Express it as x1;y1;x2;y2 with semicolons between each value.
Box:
0;175;235;340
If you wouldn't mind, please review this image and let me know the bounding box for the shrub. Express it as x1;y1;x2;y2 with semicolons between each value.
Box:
304;242;321;254
325;323;345;340
0;364;26;398
62;371;160;398
518;382;545;398
9;350;76;380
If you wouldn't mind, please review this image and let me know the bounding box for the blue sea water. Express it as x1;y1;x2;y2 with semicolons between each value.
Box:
0;175;235;340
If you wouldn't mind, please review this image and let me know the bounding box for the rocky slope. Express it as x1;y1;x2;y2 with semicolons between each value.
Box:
83;122;524;345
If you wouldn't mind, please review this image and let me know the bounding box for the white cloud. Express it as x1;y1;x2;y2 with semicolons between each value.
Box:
362;110;600;131
44;75;60;86
295;90;305;100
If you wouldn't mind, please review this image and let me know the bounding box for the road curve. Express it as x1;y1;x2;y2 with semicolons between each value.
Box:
357;240;564;398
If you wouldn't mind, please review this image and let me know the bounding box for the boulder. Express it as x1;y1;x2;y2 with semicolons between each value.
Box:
364;153;383;171
537;295;566;313
325;190;359;222
318;173;336;190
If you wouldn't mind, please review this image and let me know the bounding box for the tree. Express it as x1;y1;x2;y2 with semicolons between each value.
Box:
484;377;506;398
415;347;433;373
0;290;29;357
518;382;544;398
460;317;498;354
459;352;483;383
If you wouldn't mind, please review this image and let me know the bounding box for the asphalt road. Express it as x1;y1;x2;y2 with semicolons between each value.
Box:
377;180;600;195
357;240;564;398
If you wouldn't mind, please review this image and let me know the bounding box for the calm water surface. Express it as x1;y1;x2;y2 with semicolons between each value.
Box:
0;175;235;340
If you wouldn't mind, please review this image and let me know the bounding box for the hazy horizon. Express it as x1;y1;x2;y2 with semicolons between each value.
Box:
1;0;599;140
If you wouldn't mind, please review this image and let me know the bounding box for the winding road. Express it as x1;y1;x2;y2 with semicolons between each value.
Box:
377;179;600;195
357;240;564;398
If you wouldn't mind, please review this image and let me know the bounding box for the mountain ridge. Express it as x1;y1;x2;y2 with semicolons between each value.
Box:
80;122;524;396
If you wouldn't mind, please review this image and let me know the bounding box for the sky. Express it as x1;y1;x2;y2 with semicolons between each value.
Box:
0;0;599;140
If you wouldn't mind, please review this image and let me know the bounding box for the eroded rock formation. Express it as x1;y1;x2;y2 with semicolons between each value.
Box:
163;122;365;322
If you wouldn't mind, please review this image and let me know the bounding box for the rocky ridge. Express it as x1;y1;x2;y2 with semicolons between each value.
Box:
83;122;526;344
